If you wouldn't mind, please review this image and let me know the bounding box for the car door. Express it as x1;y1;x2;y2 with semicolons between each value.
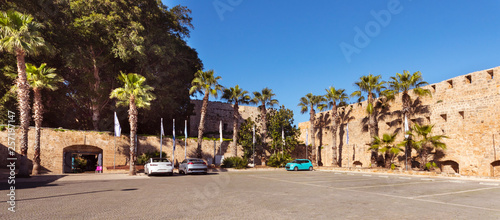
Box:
180;160;186;172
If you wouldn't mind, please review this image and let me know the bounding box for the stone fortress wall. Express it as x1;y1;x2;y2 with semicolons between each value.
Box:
298;66;500;177
189;100;261;138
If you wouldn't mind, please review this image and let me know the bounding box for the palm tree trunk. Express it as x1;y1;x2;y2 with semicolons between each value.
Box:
91;46;101;131
32;88;43;175
310;108;317;165
260;105;267;163
197;92;210;158
402;92;411;170
232;102;239;157
129;95;138;175
331;104;338;166
368;93;378;167
16;50;31;177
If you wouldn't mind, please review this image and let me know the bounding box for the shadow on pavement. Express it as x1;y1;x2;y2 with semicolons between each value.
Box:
0;174;66;190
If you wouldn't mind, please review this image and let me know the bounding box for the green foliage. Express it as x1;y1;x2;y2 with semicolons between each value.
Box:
189;69;223;98
73;156;87;173
237;118;261;159
370;133;403;167
298;93;326;114
137;151;167;165
404;124;448;170
0;125;6;131
267;153;293;168
251;87;278;108
221;156;247;169
391;163;396;170
266;105;301;156
425;162;438;171
110;72;156;109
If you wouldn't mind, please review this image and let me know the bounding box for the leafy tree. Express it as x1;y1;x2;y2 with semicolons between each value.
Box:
403;124;447;170
26;63;63;175
237;118;261;161
266;106;301;159
351;74;386;167
222;85;250;157
251;87;278;158
369;133;402;169
298;93;326;165
324;86;348;166
0;9;45;177
110;72;155;175
189;69;222;158
388;70;431;165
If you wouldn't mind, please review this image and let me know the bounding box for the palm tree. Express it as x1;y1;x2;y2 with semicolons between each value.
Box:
189;69;222;158
388;70;430;165
404;124;447;170
324;86;348;167
0;10;45;177
251;87;278;162
369;133;402;169
26;63;63;175
351;74;385;167
222;85;251;157
110;72;155;175
298;93;326;165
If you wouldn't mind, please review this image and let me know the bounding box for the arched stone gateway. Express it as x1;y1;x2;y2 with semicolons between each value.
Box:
440;160;459;174
63;145;103;173
353;161;363;168
491;160;500;177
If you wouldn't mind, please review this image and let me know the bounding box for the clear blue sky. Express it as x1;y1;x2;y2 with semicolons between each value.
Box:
164;0;500;125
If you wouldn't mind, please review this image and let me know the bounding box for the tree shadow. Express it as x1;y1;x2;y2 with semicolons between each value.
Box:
315;112;331;166
338;106;354;167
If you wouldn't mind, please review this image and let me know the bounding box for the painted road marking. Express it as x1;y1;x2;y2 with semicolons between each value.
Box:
399;177;412;180
448;180;464;183
379;176;389;178
412;186;500;199
362;174;372;177
420;178;435;181
479;182;500;186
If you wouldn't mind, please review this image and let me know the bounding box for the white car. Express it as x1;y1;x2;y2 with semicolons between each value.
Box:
179;158;208;175
144;158;173;176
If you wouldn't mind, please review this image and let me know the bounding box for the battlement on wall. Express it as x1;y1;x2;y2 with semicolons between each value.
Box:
299;66;500;177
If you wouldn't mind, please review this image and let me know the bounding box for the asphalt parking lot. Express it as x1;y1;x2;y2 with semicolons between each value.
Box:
1;170;500;219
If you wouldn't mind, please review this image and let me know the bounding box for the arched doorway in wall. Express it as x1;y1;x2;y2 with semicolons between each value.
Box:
491;160;500;177
440;160;459;174
63;145;103;173
353;161;363;168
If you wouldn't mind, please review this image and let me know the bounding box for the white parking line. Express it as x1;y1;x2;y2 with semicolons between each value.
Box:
479;182;500;186
362;174;372;177
399;177;411;180
379;176;389;178
448;180;464;183
412;186;500;199
420;178;435;181
334;173;342;175
347;173;355;175
341;180;438;190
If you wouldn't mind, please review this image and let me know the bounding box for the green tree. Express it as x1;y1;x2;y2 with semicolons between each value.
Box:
222;85;250;157
298;93;326;165
26;63;63;175
351;74;386;167
403;124;447;170
324;86;348;166
266;106;301;166
0;10;45;177
189;69;222;158
388;70;431;165
237;118;261;161
369;133;402;169
251;87;278;161
110;72;155;175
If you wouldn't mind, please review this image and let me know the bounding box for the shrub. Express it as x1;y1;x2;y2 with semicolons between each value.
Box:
267;154;293;168
222;156;248;169
137;151;167;165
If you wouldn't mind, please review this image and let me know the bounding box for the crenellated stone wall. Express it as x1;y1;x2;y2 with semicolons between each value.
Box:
299;66;500;177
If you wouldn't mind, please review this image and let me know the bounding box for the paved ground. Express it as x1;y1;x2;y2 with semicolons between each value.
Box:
1;170;500;219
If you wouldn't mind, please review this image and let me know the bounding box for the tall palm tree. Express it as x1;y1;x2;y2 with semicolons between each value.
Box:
369;133;402;168
0;10;45;177
298;93;326;165
251;87;278;161
222;85;251;157
110;72;155;175
324;86;348;166
351;74;385;167
189;69;222;158
26;63;63;175
388;70;430;165
404;124;447;170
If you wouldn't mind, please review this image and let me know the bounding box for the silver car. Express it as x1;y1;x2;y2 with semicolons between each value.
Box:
144;158;173;176
179;158;208;175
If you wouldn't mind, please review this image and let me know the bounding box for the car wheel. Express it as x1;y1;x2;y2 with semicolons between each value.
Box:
294;167;298;171
169;172;173;176
309;166;313;171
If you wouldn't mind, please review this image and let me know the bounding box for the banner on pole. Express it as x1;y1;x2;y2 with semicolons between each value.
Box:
161;118;164;136
173;119;176;151
219;121;223;143
114;112;121;137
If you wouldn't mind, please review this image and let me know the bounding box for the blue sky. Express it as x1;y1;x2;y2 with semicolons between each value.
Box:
164;0;500;125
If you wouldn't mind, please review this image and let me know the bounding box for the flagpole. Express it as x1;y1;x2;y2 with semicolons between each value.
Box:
252;124;255;165
185;119;187;160
113;112;121;170
172;119;175;166
160;118;163;159
113;135;116;170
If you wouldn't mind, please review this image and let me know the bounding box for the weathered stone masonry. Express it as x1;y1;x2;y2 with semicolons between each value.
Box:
299;66;500;177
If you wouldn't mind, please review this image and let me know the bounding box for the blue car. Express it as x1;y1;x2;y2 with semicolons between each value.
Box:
286;159;313;171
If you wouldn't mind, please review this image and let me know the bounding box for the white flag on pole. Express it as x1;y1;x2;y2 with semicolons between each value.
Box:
220;121;223;143
161;118;164;136
114;112;121;137
404;115;409;139
252;124;255;144
184;120;188;138
282;127;285;145
173;119;176;151
306;129;308;146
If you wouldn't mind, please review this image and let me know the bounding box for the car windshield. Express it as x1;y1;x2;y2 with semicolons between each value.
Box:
291;160;300;163
189;159;204;164
152;158;170;162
